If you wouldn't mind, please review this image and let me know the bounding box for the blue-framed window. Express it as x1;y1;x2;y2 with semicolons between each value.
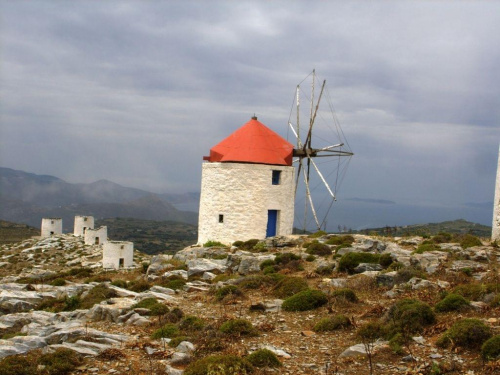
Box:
272;170;281;185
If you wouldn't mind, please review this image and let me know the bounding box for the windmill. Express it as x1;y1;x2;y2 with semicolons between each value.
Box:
287;70;354;232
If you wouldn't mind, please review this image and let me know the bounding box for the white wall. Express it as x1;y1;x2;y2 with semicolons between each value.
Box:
102;241;133;269
198;162;295;246
41;218;63;238
493;145;500;241
85;226;108;246
74;216;95;236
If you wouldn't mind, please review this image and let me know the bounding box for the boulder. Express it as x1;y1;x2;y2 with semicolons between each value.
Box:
354;263;383;273
186;258;227;277
237;254;275;275
147;254;175;275
451;260;488;272
376;271;398;288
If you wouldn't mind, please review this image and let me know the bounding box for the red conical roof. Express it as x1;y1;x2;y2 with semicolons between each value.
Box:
205;117;294;166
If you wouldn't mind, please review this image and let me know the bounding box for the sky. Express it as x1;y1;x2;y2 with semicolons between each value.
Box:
1;1;499;229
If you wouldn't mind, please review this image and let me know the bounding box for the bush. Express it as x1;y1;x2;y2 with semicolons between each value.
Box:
436;318;491;349
306;242;332;256
0;354;37;375
164;307;184;323
331;288;358;303
274;252;301;265
247;349;282;368
338;252;381;274
272;277;309;298
309;230;327;238
481;335;500;361
313;315;351;332
326;235;355;246
214;285;243;301
259;259;276;270
132;297;159;310
179;315;205;331
379;253;393;268
435;293;470;312
149;303;169;316
394;266;427;283
151;323;180;339
184;355;254;375
163;279;186;290
237;275;275;290
315;264;335;275
262;265;278;274
241;239;259;250
453;283;486;301
414;243;441;254
432;232;453;244
220;319;258;336
459;234;482;249
126;279;151;293
386;299;435;334
50;278;66;286
111;279;128;288
39;348;82;375
305;254;316;262
80;283;117;309
282;289;328;311
203;240;227;248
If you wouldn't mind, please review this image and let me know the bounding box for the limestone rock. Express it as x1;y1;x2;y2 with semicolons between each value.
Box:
186;258;227;277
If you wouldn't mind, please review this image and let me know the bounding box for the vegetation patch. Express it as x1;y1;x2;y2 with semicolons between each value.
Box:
337;252;381;274
434;293;470;312
436;318;491;349
220;319;258;337
247;349;282;368
313;314;351;332
237;275;275;290
184;355;254;375
80;283;118;309
151;323;180;339
385;299;435;335
331;288;358;303
414;242;441;254
481;335;500;361
459;234;482;249
179;315;206;331
282;289;328;311
203;240;227;248
305;242;332;256
214;285;244;301
272;276;309;298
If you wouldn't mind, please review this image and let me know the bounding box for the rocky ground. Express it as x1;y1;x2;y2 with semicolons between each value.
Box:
0;233;499;374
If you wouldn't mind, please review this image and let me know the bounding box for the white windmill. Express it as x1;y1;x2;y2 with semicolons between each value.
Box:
287;70;354;232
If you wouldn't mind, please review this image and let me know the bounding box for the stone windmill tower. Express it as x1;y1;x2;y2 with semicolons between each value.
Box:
197;116;295;246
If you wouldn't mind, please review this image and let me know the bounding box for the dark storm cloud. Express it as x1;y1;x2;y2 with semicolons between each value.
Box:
1;1;499;227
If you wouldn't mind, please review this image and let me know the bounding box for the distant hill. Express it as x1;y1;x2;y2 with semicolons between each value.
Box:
0;167;198;229
96;217;197;254
0;220;39;244
353;219;492;238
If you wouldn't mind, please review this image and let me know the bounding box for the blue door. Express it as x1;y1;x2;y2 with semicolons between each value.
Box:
266;210;278;237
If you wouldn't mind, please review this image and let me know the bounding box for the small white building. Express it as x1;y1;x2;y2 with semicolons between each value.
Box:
198;116;295;246
102;241;133;269
493;145;500;241
84;226;108;246
41;218;63;238
74;215;95;236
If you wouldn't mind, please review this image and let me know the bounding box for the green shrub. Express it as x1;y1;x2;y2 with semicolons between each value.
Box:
414;243;440;254
164;307;184;323
481;335;500;361
203;240;227;248
453;283;486;301
437;318;491;349
272;277;309;298
326;235;355;246
63;296;81;311
379;253;393;268
435;293;469;312
179;315;205;331
306;242;332;256
232;240;244;247
39;348;83;375
259;259;276;270
313;314;351;332
237;275;275;290
126;279;151;293
394;266;427;283
337;252;380;274
432;232;453;244
111;279;128;288
331;288;358;303
214;285;243;301
388;333;405;354
151;323;180;339
168;336;191;348
282;289;328;311
460;234;482;249
247;349;282;368
80;283;117;309
274;252;301;265
309;230;327;238
305;254;316;262
262;265;278;274
386;299;435;334
50;278;66;286
163;279;186;290
0;353;37;375
241;239;259;250
220;319;258;336
184;355;254;375
357;321;385;343
149;303;169;316
132;297;159;309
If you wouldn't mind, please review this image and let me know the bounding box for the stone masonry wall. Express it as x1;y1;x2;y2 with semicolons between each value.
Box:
493;145;500;241
198;162;295;245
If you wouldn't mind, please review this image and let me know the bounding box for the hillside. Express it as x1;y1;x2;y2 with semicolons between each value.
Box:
96;217;197;254
0;232;498;374
354;219;492;238
0;168;199;229
0;220;39;244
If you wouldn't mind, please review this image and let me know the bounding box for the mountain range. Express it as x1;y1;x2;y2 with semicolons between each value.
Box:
0;167;198;230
